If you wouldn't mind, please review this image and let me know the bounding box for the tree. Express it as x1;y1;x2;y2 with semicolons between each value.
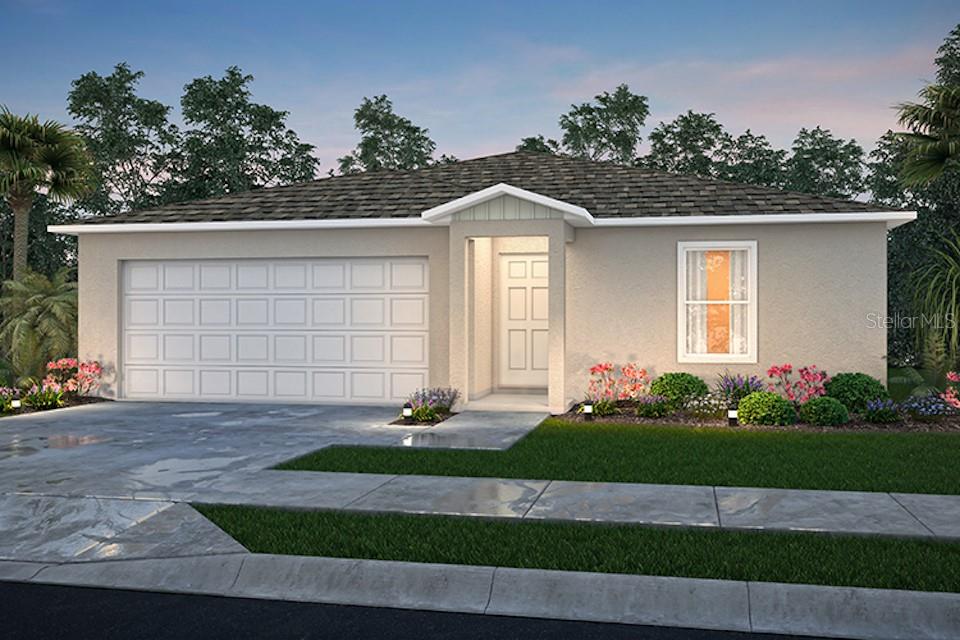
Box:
715;130;786;188
0;108;92;279
558;84;649;164
337;95;437;174
642;111;729;177
0;268;77;381
515;85;649;164
783;127;864;198
68;62;180;215
936;24;960;85
896;84;960;186
516;135;560;154
0;197;77;282
166;66;318;200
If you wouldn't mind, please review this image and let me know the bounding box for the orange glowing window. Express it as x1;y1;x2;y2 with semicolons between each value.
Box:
680;242;755;362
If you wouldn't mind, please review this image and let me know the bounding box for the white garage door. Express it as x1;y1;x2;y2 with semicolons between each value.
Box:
121;258;429;404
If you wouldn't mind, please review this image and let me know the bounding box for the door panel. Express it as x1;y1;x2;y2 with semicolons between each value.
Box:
498;254;548;388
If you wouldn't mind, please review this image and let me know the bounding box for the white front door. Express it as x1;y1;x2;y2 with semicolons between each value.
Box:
498;253;548;388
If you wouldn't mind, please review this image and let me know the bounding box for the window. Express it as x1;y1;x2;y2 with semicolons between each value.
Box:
677;241;757;363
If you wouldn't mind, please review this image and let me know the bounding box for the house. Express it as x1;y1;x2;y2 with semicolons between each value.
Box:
50;151;916;414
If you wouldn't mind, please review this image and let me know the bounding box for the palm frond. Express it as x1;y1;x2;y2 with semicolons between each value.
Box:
0;268;77;379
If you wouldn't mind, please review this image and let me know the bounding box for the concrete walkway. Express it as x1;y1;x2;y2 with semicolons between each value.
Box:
199;474;960;540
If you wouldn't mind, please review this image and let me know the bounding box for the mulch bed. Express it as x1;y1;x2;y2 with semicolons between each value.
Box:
2;395;112;418
389;411;456;427
560;406;960;433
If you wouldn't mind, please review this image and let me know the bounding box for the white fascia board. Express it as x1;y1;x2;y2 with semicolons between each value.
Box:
47;217;434;236
592;211;917;230
420;183;595;225
49;208;916;236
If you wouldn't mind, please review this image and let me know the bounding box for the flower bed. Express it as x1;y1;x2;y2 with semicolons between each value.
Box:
567;362;960;433
390;387;460;426
1;358;107;418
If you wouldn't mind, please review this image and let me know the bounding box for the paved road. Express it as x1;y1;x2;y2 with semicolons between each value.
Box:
2;581;817;640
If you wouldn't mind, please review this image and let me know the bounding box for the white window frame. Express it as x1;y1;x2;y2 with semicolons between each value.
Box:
677;240;758;364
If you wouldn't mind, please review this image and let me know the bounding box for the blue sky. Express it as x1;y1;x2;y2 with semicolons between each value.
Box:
3;0;958;173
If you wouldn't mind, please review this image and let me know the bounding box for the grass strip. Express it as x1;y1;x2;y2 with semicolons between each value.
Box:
196;505;960;593
275;418;960;494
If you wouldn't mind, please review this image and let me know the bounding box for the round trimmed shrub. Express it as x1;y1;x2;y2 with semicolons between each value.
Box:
798;396;850;426
738;391;796;426
825;373;888;414
650;373;709;410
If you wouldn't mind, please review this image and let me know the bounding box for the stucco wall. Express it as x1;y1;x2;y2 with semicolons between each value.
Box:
77;219;889;411
563;222;889;402
78;228;450;398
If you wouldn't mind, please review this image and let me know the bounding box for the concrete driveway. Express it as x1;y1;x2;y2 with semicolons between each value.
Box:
0;401;400;500
0;401;544;564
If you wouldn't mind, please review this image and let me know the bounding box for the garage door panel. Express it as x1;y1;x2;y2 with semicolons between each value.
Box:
121;258;428;404
200;264;232;290
126;299;160;327
199;335;232;362
313;263;346;289
200;370;231;396
199;299;232;326
163;264;195;291
237;299;270;325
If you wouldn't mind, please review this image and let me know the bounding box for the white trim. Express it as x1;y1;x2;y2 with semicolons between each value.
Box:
47;217;433;236
594;211;916;230
47;186;916;236
676;240;758;365
420;183;595;226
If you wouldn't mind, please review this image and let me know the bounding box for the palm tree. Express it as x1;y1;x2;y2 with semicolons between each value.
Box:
896;84;960;186
0;268;77;382
912;230;960;370
0;107;93;279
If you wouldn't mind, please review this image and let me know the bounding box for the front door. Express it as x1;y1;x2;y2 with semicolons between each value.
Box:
498;253;548;388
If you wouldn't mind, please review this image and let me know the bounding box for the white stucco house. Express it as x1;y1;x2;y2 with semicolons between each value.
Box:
50;151;916;414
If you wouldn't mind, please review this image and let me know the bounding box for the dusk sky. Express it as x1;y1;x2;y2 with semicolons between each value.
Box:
4;0;959;173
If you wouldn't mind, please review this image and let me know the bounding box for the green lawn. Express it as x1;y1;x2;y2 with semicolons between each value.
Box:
196;506;960;593
276;418;960;494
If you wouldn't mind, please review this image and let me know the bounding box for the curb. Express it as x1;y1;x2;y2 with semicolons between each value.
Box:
3;555;959;639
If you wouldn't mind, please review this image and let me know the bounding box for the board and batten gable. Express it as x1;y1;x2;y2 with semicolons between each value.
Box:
452;194;567;222
562;221;889;403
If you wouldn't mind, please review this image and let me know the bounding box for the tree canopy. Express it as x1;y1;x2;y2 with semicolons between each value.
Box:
337;95;438;174
67;64;318;212
68;63;180;215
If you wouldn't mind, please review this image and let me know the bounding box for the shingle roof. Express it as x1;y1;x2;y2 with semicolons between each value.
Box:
77;151;900;225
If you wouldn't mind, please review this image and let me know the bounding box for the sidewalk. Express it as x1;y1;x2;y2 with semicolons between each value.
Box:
11;471;960;540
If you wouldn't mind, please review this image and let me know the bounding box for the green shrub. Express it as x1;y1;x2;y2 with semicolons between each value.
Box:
798;396;850;426
635;395;671;418
738;391;796;426
825;373;889;414
650;373;709;410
